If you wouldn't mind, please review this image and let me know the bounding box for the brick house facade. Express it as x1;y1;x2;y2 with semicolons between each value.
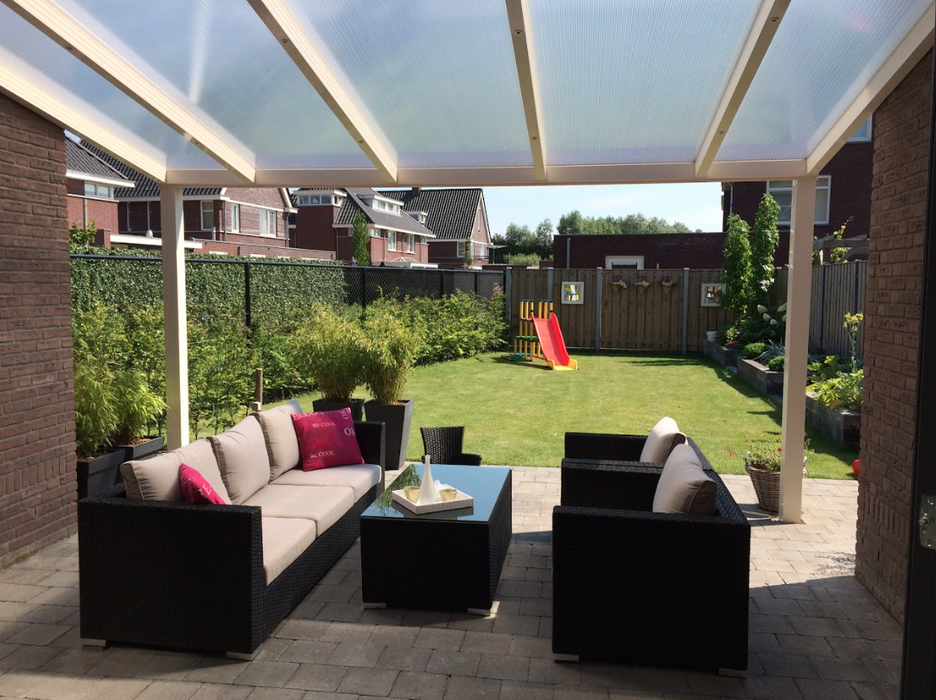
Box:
0;93;77;566
64;138;135;247
855;51;932;624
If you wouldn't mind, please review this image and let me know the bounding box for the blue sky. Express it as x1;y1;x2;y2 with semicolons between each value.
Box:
482;182;724;235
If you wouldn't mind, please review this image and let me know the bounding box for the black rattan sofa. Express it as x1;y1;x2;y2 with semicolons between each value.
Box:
78;420;384;658
554;441;751;672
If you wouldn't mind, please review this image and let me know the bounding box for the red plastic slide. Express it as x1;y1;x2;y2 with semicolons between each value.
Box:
531;312;578;370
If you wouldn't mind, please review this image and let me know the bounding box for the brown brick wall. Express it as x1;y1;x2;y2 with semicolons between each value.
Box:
66;193;120;237
856;51;932;623
0;93;77;566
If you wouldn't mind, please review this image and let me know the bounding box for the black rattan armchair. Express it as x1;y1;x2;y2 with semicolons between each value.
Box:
420;426;482;466
552;458;750;672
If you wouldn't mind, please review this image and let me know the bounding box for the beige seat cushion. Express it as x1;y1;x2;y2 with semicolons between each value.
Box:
639;417;686;463
254;401;302;481
261;517;317;585
272;464;381;501
209;416;272;505
120;438;231;504
244;484;355;536
652;443;717;516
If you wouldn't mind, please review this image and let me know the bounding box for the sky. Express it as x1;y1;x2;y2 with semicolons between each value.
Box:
481;182;724;235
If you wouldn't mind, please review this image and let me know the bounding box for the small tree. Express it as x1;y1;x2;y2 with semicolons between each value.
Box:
721;214;752;314
462;239;474;268
352;211;370;266
750;194;780;308
69;221;97;251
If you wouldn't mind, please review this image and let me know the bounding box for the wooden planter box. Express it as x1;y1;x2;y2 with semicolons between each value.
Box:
737;358;784;397
805;391;861;451
704;340;738;368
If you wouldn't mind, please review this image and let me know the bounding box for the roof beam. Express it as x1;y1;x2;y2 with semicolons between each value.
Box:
1;0;256;183
505;0;546;182
247;0;398;183
695;0;790;178
0;62;167;183
806;2;935;176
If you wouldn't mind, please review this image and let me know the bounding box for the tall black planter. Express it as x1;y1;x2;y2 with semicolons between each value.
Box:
364;399;414;471
113;436;165;463
77;449;126;500
312;398;365;422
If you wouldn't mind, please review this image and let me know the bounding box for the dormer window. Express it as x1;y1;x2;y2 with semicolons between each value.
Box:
296;193;342;206
404;211;427;224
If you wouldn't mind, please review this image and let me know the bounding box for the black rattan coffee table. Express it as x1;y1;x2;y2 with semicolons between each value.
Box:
360;463;512;614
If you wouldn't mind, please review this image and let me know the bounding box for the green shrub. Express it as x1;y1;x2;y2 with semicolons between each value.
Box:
111;369;165;445
757;339;785;364
767;356;785;372
812;369;863;411
361;311;423;404
742;342;766;359
291;304;367;403
721;214;752;313
750;194;780;308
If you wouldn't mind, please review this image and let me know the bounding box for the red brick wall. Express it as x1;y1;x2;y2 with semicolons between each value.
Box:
0;94;77;566
66;193;119;239
856;51;932;623
430;240;467;268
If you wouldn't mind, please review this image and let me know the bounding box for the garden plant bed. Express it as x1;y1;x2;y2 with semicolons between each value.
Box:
737;357;784;397
805;391;861;451
703;339;738;368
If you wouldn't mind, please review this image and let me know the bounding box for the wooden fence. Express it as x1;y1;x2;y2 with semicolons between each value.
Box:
507;262;866;357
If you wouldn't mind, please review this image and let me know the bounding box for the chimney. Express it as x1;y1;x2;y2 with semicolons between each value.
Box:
412;187;421;195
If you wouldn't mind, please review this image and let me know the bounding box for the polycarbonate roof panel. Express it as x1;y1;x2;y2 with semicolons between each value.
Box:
530;0;760;167
719;0;933;162
289;0;532;169
61;0;375;170
0;4;212;169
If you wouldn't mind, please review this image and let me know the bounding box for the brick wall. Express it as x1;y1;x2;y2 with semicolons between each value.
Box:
0;93;77;566
856;51;932;623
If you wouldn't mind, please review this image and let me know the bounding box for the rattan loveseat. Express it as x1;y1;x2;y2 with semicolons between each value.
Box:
554;441;751;672
78;409;384;658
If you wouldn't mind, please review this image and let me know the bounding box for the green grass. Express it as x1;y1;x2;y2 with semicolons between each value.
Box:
288;351;858;480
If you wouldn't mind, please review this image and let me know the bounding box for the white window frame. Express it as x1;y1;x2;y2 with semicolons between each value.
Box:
406;234;415;254
605;255;644;270
767;176;830;225
200;201;214;231
848;116;872;143
456;241;465;257
814;175;831;226
260;209;276;236
83;182;112;199
230;203;240;232
369;227;381;238
388;230;398;251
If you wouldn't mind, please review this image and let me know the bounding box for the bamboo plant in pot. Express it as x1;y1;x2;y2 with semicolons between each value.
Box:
362;312;422;471
293;304;367;420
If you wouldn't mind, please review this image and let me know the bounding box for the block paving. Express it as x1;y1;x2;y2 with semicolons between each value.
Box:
0;467;900;699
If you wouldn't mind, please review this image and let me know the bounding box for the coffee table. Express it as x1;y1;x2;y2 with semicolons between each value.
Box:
360;463;512;615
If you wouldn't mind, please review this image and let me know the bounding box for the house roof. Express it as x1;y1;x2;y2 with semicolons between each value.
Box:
378;188;483;241
298;187;434;237
65;138;135;188
81;144;222;198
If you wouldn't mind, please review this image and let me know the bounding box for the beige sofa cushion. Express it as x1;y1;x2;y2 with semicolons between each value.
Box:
261;517;317;585
209;416;272;505
652;443;717;516
243;484;354;536
254;401;302;481
639;417;686;463
121;438;231;504
272;464;381;501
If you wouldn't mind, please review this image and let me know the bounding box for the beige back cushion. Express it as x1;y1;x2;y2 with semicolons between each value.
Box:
652;443;717;516
254;401;302;480
639;416;686;463
121;438;231;504
209;416;272;504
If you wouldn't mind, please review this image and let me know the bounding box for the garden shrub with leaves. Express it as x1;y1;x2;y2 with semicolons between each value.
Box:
742;342;767;360
767;356;785;372
291;304;367;403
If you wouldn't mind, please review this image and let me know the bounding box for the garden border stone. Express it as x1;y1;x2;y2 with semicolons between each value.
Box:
704;340;738;368
737;358;784;397
805;390;860;450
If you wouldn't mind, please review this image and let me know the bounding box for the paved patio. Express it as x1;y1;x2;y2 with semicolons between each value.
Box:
0;468;900;700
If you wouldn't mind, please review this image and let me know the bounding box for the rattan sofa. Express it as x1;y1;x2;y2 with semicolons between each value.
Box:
78;411;385;658
553;445;751;672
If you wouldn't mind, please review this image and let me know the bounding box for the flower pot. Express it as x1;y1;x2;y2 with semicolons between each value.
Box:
77;448;126;500
745;460;780;513
364;399;414;471
706;330;717;342
312;398;365;422
113;435;164;463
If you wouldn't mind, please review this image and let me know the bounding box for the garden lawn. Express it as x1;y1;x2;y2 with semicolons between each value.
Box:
291;351;857;479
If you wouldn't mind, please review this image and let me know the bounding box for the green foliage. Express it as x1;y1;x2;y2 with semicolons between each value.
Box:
463;240;474;269
721;303;786;349
111;369;165;446
812;370;863;411
757;340;785;365
742;342;767;360
721;214;752;313
745;443;783;472
556;210;697;235
291;304;367;403
506;253;541;267
844;312;863;370
814;218;852;265
750;194;780;308
352;211;370;266
68;221;97;251
767;356;785;372
501;221;553;259
361;309;423;404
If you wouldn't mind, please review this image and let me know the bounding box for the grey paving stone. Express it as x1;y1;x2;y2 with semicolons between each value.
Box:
283;664;347;692
243;688;306;700
234;661;299;688
327;642;383;668
336;667;398;696
425;649;481;677
185;658;249;685
389;670;447;700
368;626;419;648
794;677;861;699
460;631;512;655
441;675;501;700
190;683;252;700
376;646;432;672
135;680;203;700
476;653;530;681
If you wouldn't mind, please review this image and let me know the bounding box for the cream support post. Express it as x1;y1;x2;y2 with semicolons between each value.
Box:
779;178;816;522
161;187;190;450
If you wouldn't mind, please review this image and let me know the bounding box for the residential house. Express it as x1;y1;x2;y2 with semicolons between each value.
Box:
64;137;135;246
292;188;435;266
378;188;492;269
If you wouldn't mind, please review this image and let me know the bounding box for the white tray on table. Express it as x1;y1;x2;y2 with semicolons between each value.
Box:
391;486;473;514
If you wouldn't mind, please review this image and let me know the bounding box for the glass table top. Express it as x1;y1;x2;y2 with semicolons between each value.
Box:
362;464;510;522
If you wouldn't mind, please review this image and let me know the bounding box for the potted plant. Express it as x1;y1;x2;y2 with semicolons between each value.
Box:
744;437;810;513
362;311;423;470
110;368;166;461
292;304;367;420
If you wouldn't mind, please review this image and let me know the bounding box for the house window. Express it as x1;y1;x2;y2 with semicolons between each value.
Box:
407;234;415;254
370;227;381;238
200;201;214;230
388;230;398;251
260;210;276;236
84;183;112;198
230;204;240;232
848;116;872;143
456;241;465;257
767;176;831;225
605;256;644;270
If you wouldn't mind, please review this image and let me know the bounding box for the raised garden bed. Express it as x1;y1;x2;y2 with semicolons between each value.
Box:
805;391;861;450
704;340;738;368
737;358;784;397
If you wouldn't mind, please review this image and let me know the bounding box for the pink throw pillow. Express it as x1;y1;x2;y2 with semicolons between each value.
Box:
291;408;364;471
179;463;226;505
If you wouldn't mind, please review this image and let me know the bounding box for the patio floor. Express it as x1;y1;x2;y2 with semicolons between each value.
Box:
0;468;900;700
